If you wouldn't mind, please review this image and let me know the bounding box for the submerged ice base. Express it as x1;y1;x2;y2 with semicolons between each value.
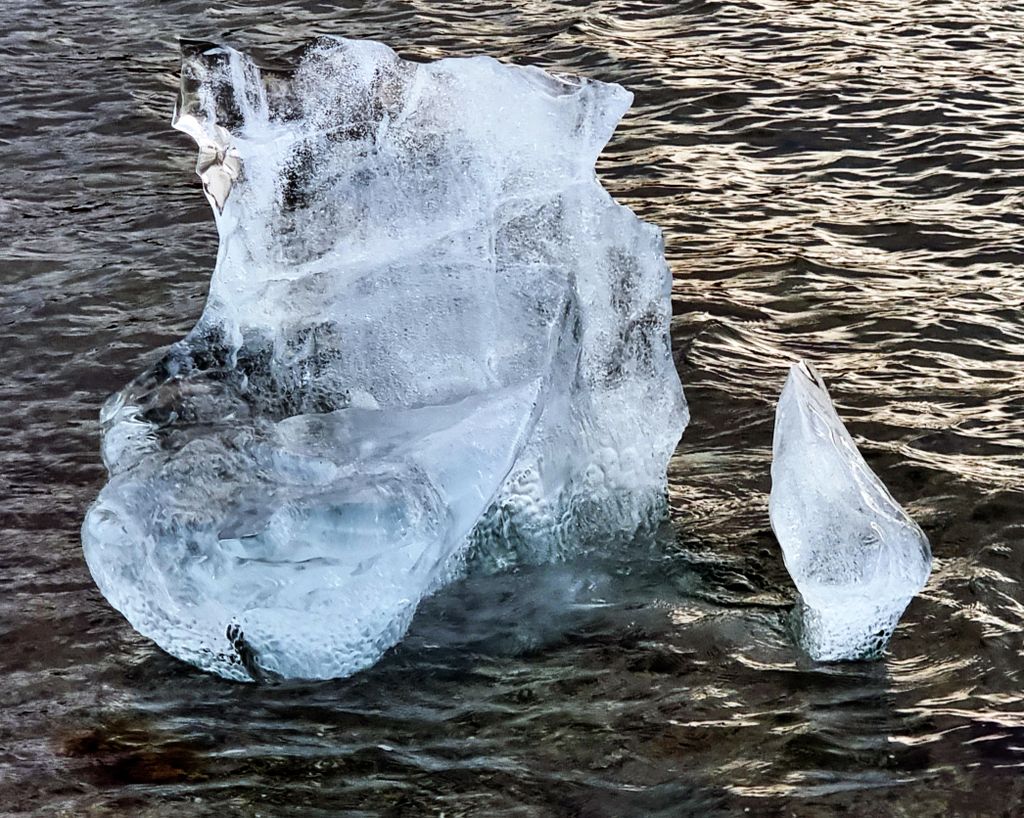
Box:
769;361;931;661
82;38;687;681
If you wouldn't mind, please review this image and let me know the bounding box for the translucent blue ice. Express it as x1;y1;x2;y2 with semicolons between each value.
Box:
770;361;931;661
82;38;687;680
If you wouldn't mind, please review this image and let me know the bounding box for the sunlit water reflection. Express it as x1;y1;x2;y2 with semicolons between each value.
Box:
2;0;1023;814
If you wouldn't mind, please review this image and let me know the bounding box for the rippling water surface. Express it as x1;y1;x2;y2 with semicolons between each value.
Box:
3;1;1024;815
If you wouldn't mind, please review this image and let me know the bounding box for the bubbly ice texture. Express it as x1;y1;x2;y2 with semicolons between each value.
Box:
769;361;931;661
81;38;688;681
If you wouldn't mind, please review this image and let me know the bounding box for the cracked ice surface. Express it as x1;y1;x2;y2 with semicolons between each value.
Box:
81;38;688;681
769;361;931;661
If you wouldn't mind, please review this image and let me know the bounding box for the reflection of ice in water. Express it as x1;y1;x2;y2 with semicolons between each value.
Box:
81;38;687;681
769;361;931;661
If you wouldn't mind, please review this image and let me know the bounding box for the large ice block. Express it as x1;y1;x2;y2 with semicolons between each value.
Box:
81;37;688;681
769;361;931;661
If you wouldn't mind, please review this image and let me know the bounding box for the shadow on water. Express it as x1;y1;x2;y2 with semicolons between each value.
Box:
47;542;959;815
55;550;755;815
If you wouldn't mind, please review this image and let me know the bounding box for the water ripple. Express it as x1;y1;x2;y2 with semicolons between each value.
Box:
2;0;1023;814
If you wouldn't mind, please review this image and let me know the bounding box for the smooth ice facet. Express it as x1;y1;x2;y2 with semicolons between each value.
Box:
82;38;687;681
769;361;931;661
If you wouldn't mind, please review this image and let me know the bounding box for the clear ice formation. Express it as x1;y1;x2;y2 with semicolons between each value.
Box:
81;38;688;681
769;361;931;661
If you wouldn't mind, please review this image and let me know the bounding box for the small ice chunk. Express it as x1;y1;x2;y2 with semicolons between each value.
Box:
769;361;931;661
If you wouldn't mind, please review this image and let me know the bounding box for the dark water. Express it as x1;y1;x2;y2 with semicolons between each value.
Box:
3;0;1023;815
